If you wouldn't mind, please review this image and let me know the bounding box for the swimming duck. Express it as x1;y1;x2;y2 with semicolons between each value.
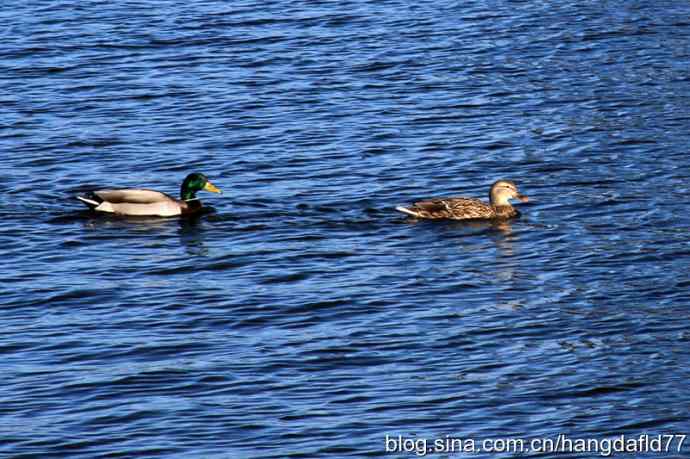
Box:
77;172;221;217
396;179;528;220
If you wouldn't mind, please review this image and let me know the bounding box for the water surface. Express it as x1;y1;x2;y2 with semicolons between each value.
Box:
2;1;690;457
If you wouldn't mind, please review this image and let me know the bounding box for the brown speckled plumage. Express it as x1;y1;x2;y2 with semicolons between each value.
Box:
396;180;528;221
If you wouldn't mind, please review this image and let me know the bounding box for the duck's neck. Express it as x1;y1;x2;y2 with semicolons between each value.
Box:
489;193;512;208
181;188;197;201
180;199;202;215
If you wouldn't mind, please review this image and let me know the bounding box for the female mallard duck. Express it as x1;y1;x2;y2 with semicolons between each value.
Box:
396;179;528;220
77;172;221;217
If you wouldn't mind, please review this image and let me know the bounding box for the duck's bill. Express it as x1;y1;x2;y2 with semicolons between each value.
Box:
517;194;529;203
204;181;222;193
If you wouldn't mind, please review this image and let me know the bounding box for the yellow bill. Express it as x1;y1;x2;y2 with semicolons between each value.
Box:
204;181;222;193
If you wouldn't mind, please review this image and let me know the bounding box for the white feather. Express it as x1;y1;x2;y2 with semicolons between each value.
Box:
396;206;420;217
76;196;99;207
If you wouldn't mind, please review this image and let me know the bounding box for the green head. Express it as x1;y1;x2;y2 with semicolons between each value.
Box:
180;172;221;200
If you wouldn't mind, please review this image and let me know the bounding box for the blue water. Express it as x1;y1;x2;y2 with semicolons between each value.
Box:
2;1;690;458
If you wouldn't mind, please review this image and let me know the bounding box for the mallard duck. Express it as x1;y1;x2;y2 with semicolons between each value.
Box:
396;179;528;220
77;172;221;217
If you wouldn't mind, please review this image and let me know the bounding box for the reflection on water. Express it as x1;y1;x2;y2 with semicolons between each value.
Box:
401;216;517;257
178;216;209;257
82;215;177;230
76;209;212;257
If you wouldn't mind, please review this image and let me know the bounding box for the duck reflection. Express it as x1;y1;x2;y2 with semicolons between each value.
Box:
81;212;176;230
403;216;521;285
406;217;517;257
178;212;209;257
465;219;516;260
489;220;515;259
77;207;212;257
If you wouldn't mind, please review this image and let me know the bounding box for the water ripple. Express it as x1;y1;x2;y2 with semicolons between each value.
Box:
1;0;690;457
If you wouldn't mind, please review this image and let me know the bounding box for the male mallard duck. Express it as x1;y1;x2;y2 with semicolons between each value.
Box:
396;179;528;220
77;172;221;217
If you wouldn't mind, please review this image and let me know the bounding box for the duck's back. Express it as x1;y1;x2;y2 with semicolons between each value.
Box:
94;189;174;204
398;197;496;220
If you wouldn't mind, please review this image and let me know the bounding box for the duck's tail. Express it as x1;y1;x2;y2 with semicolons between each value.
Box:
395;206;421;217
76;194;101;209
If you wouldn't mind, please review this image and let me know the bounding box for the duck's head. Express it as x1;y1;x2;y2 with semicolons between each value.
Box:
489;180;528;206
181;172;221;200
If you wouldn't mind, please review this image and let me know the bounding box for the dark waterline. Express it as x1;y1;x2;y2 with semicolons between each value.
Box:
2;1;690;458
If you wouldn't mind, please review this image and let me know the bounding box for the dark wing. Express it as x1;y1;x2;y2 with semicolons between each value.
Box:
405;197;495;220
